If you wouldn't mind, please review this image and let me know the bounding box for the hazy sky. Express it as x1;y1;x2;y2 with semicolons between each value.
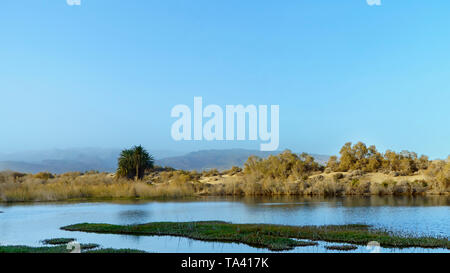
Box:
1;0;450;158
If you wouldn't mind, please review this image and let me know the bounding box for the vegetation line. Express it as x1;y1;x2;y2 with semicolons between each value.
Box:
61;221;450;251
41;238;76;245
0;244;146;253
1;142;448;202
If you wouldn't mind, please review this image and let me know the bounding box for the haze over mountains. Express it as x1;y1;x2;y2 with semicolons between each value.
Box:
157;150;330;171
0;148;330;174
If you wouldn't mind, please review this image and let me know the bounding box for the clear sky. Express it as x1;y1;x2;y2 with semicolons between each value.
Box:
1;0;449;158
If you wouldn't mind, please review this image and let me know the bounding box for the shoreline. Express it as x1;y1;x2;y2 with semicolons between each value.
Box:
0;192;448;205
1;148;448;202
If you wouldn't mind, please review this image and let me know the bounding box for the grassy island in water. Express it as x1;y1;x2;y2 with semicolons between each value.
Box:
61;221;450;251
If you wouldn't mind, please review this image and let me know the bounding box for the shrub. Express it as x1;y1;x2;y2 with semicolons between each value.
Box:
34;172;54;180
223;166;242;176
202;169;220;177
243;150;322;181
328;142;431;175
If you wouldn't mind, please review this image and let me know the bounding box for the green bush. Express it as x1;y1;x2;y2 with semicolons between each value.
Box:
243;150;323;181
327;142;431;175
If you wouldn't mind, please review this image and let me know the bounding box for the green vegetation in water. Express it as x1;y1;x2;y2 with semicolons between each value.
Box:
42;238;76;245
78;243;100;250
41;238;99;250
2;237;139;253
84;248;147;253
0;244;145;253
325;245;358;251
61;221;449;251
0;245;71;253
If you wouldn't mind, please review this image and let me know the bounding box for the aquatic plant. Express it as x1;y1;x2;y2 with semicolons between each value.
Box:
61;221;450;251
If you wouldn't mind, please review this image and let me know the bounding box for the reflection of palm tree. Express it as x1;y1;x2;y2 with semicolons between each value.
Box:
116;145;154;180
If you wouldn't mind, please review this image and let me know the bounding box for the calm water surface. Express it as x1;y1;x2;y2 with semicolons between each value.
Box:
0;196;448;253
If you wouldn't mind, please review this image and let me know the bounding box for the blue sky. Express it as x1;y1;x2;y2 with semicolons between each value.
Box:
1;0;449;158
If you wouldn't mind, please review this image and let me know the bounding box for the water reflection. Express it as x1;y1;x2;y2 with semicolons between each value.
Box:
117;209;151;224
0;196;448;253
232;195;450;207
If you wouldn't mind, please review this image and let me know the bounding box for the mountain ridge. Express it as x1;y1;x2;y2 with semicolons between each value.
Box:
0;148;330;173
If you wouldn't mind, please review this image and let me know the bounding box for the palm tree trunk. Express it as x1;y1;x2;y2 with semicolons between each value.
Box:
135;165;139;181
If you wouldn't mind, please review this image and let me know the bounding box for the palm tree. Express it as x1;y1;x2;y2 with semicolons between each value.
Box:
116;145;154;180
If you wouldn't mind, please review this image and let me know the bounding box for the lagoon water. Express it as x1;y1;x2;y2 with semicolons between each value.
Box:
0;196;448;253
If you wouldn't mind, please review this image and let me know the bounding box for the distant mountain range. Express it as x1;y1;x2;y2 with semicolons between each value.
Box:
157;149;330;171
0;148;182;174
156;149;280;171
0;148;121;174
0;148;330;174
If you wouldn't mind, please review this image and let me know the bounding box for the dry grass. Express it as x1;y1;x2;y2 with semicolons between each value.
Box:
0;158;448;202
0;171;196;202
